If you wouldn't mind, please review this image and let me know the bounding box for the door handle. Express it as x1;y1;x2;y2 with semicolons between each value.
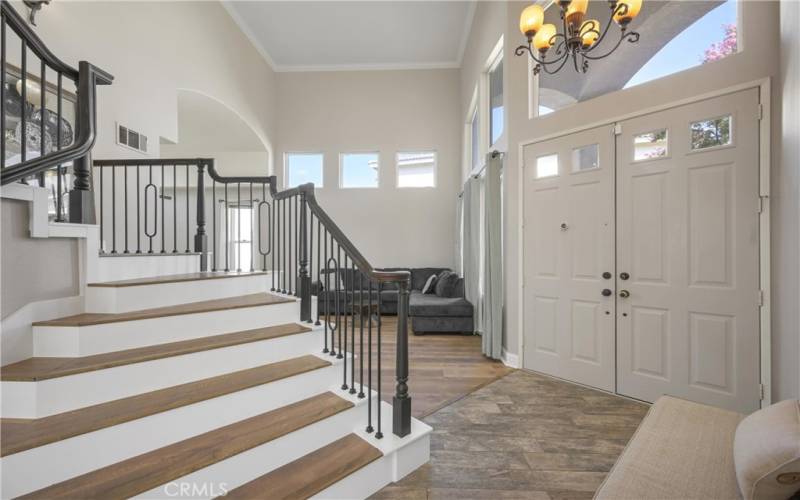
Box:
619;290;630;298
601;288;612;297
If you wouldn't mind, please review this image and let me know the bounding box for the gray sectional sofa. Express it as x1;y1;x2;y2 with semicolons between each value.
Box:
316;267;474;335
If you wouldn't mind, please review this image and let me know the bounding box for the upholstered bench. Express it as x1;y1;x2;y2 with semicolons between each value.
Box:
595;396;800;500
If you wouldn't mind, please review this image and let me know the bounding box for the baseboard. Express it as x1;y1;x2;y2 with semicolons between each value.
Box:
501;347;520;368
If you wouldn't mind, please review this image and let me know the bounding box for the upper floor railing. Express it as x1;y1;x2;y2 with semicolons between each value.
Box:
1;1;112;224
91;157;413;438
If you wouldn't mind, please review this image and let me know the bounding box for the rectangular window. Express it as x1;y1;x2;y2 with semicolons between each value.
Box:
489;58;504;146
285;153;324;188
536;153;559;178
572;144;599;172
470;107;480;171
690;115;732;150
634;129;669;161
340;152;379;188
397;151;436;188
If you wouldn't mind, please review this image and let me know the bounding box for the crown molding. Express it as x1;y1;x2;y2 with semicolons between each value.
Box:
222;0;475;74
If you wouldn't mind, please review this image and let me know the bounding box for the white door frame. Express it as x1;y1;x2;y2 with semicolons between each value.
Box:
516;77;772;406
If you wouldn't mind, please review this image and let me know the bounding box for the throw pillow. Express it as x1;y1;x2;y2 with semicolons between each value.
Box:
434;271;459;297
421;274;437;294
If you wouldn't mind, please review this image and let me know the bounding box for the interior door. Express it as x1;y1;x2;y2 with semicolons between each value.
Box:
522;125;616;391
615;88;761;413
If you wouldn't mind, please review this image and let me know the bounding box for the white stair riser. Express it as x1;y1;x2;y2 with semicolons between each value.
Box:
95;254;201;282
0;362;348;499
85;274;274;313
135;393;376;499
33;301;300;357
2;329;324;419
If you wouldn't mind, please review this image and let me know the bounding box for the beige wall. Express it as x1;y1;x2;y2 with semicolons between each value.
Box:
16;0;278;168
777;0;800;400
0;199;79;319
275;69;461;268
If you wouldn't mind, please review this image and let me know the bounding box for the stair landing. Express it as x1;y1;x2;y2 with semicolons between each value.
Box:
87;271;267;288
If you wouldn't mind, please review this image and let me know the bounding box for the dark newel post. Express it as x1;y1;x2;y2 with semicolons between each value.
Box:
393;278;412;437
194;162;208;271
298;189;311;322
69;152;95;224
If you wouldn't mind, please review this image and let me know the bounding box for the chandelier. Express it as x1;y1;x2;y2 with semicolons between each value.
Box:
515;0;643;75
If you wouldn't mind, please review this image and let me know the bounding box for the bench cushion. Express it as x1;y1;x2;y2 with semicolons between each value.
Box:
734;399;800;500
409;291;473;317
595;395;743;500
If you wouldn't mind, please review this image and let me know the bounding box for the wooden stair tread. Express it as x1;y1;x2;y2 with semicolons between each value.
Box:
1;354;330;457
19;392;353;500
1;323;312;381
225;433;383;500
87;271;267;288
32;293;293;327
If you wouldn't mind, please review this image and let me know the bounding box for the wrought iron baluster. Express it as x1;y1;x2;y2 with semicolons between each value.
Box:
358;268;365;398
195;163;207;271
270;186;275;289
160;165;165;253
282;197;287;293
323;226;330;354
212;179;217;271
38;60;45;187
55;72;63;222
342;253;349;390
316;216;322;326
337;243;343;360
20;40;26;165
146;165;155;253
123;165;129;253
99;166;104;253
376;281;383;439
366;279;374;433
186;165;190;253
111;166;116;253
136;165;141;253
350;259;356;395
173;164;177;253
224;183;229;272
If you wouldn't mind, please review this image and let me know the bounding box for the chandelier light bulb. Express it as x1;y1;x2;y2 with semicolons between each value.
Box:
614;0;642;25
533;23;558;52
519;4;545;40
580;19;600;48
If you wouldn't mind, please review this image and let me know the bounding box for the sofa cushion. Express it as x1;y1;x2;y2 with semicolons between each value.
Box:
411;268;450;291
380;290;399;303
734;399;800;500
595;395;742;500
434;271;459;298
409;290;473;317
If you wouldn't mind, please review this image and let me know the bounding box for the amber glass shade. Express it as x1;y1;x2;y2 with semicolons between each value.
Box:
580;19;600;47
565;0;589;27
533;23;557;52
614;0;642;25
519;4;545;38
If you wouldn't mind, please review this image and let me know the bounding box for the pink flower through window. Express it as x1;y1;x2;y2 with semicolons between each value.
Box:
702;24;737;63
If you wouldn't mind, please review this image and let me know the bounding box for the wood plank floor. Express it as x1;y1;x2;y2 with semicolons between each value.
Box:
338;315;513;417
371;370;649;500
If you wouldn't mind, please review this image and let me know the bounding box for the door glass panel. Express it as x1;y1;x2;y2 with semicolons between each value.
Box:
634;129;668;161
572;144;599;172
536;154;558;178
691;115;732;150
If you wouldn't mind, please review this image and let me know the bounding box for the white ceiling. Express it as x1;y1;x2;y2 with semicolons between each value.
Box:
223;1;477;72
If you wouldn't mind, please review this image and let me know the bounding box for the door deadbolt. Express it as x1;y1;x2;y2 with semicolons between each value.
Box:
601;288;612;297
620;272;630;280
619;290;630;298
602;272;612;279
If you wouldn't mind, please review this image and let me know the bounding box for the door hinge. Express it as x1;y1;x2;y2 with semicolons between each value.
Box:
757;103;764;121
613;123;622;136
757;197;763;213
759;383;765;400
757;289;764;306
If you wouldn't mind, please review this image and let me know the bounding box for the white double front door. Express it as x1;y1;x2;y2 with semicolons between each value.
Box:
522;88;762;413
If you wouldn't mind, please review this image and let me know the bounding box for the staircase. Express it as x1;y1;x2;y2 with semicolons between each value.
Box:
1;272;431;499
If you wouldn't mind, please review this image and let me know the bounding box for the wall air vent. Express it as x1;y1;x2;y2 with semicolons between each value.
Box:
116;123;148;154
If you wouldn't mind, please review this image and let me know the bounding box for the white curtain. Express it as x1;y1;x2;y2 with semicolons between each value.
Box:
482;154;503;359
462;175;482;335
455;195;464;276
